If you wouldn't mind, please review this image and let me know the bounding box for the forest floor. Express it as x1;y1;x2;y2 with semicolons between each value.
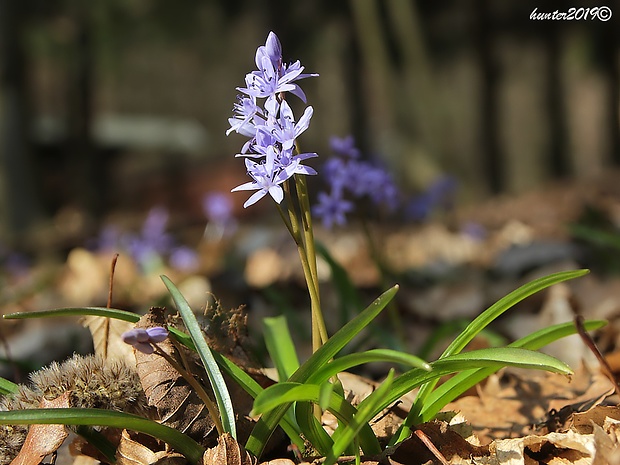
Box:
3;173;620;464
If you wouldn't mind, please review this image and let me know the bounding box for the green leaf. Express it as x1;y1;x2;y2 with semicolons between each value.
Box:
0;376;18;395
2;307;140;322
168;325;305;451
245;284;398;457
365;347;573;429
295;401;334;455
263;316;300;381
307;349;431;385
0;408;205;464
252;383;381;455
326;370;395;465
319;381;334;411
75;426;117;463
410;269;588;425
417;319;607;423
161;275;236;439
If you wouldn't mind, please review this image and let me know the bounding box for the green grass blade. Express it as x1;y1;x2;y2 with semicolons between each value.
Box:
245;284;398;457
0;376;18;395
3;307;140;322
326;370;395;465
411;269;588;424
168;326;305;450
308;349;431;385
417;319;607;423
75;426;117;463
162;275;236;439
263;316;300;381
375;347;572;421
0;408;205;464
295;401;335;455
441;269;589;359
251;383;381;455
319;381;334;411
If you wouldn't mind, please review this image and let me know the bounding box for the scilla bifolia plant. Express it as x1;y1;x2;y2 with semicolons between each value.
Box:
0;32;607;465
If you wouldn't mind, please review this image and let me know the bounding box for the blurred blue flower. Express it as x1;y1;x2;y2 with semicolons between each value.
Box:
202;192;237;240
314;135;400;227
329;135;360;159
405;175;458;221
89;206;201;273
169;246;200;272
313;191;354;229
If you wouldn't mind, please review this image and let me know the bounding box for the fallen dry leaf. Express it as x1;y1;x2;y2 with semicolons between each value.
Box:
116;429;187;465
572;405;620;434
81;315;135;362
388;421;488;465
490;431;596;465
9;392;71;465
134;308;217;448
202;433;256;465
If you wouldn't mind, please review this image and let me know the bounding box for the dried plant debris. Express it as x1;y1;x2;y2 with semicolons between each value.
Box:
134;307;279;451
115;429;187;465
203;433;256;465
134;307;219;447
0;354;148;465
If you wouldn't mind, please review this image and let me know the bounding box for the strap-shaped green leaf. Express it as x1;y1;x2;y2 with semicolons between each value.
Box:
326;370;395;465
3;307;140;322
263;315;300;381
410;269;588;425
162;275;236;439
251;382;381;455
245;284;398;457
307;349;430;385
0;408;205;464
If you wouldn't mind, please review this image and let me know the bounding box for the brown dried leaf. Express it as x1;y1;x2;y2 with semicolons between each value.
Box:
81;315;135;362
116;429;187;465
388;421;488;465
134;307;217;447
10;392;71;465
257;460;297;465
572;405;620;434
202;433;256;465
490;431;595;465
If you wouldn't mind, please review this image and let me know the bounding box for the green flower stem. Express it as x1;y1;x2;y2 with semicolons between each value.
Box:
281;180;328;353
295;174;328;346
152;344;224;436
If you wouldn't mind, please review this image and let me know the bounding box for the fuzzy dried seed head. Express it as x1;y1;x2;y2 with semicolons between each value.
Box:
0;354;149;465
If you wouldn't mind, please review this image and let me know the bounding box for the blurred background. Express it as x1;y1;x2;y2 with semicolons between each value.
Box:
1;0;620;381
1;0;618;251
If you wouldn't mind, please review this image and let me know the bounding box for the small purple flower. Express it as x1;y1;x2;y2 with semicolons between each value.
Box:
228;32;318;208
169;246;200;271
315;135;401;226
232;156;290;207
227;95;263;137
405;175;458;221
203;192;234;224
122;327;169;354
313;191;353;229
329;135;360;159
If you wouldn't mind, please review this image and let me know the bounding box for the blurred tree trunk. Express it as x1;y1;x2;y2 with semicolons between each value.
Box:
0;0;42;248
66;1;102;219
545;24;569;178
474;0;502;194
